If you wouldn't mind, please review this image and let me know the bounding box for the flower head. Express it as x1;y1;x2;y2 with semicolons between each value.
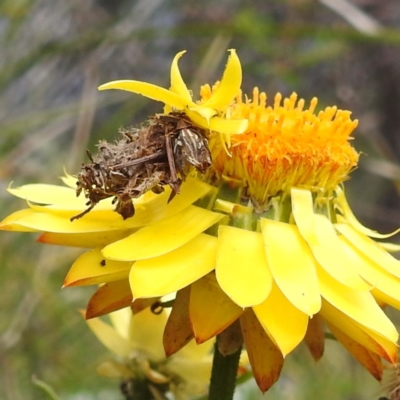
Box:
2;50;400;393
98;49;248;137
84;305;213;398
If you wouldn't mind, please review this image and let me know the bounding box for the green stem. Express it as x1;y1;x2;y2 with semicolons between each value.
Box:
208;340;242;400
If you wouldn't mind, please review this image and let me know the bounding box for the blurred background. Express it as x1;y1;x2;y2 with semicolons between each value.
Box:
1;0;400;399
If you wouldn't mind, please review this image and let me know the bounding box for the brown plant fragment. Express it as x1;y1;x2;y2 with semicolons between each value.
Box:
304;314;325;361
86;280;133;319
73;112;211;221
240;309;284;393
163;286;193;357
217;318;243;356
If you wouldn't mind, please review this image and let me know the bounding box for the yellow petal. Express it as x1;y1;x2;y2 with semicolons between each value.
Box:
167;347;212;390
163;286;193;357
0;209;39;232
2;209;120;233
372;288;400;310
189;105;217;121
320;299;397;362
310;214;370;290
339;235;400;309
173;331;214;362
317;269;398;344
37;230;135;248
378;241;400;253
60;172;77;188
64;248;132;287
130;234;217;298
216;226;272;307
169;50;192;102
108;307;132;339
186;109;248;135
86;280;133;319
240;309;284;393
24;187;156;220
260;218;321;316
326;321;383;380
32;177;211;222
202;49;242;112
189;273;243;343
96;360;133;379
359;323;398;363
291;187;318;245
103;206;223;261
5;184;208;234
303;314;325;361
8;183;77;204
98;80;190;109
28;199;121;221
253;282;309;356
335;187;400;239
127;307;168;362
85;312;134;357
175;335;214;361
335;223;400;279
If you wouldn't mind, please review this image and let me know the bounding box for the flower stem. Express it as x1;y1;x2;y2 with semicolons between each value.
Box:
208;339;242;400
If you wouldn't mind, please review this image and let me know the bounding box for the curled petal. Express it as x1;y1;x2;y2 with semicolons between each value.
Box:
202;49;242;112
317;264;398;343
310;214;370;290
0;209;39;232
339;235;400;309
98;80;190;110
326;321;383;380
8;184;76;204
335;223;400;279
170;50;192;102
320;299;397;362
335;187;400;239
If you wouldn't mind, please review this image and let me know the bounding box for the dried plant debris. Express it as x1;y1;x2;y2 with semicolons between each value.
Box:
72;113;212;221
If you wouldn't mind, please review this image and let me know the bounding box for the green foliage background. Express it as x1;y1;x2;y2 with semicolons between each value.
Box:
1;1;400;399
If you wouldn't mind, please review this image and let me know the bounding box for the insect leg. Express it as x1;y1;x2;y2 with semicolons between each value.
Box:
165;132;181;195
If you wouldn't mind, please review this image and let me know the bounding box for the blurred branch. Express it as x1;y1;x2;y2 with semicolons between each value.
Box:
319;0;382;35
2;20;400;91
32;376;61;400
0;291;39;350
67;56;100;171
361;158;400;181
191;34;233;90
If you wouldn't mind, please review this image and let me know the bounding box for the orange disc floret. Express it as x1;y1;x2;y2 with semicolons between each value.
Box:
203;87;359;209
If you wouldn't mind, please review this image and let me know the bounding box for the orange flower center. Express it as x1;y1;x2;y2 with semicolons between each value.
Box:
200;85;359;210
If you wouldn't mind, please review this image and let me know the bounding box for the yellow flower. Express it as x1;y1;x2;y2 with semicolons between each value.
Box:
98;49;248;137
2;50;400;393
84;305;213;398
